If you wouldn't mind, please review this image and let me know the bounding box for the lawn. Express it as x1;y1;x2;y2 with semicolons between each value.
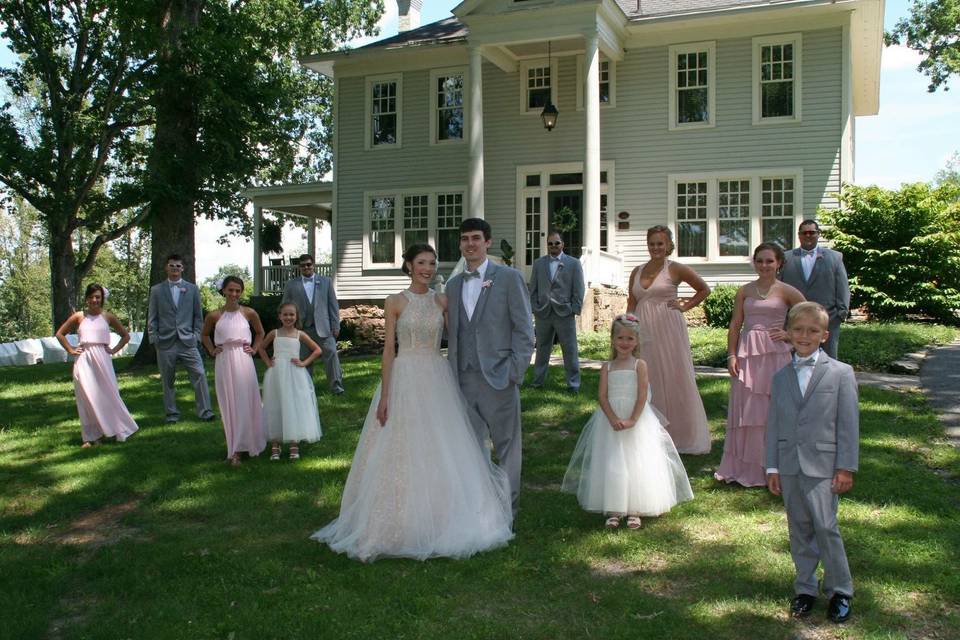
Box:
1;357;958;639
575;322;958;370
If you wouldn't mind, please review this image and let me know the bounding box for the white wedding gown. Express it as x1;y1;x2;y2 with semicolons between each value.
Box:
311;289;514;562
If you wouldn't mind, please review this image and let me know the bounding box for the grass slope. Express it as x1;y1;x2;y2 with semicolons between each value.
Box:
0;358;958;639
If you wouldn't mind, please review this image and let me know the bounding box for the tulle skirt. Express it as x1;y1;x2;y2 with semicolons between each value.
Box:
312;351;514;562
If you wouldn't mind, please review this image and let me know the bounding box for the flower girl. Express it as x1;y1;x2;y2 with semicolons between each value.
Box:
562;314;693;529
259;303;324;460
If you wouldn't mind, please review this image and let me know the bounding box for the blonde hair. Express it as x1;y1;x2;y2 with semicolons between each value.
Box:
786;301;829;330
610;314;644;359
647;225;675;256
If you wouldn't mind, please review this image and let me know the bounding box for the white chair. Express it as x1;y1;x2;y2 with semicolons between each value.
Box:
13;339;43;365
123;331;143;356
40;336;77;363
0;343;17;367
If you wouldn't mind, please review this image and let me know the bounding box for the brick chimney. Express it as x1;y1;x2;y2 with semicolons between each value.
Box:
397;0;422;32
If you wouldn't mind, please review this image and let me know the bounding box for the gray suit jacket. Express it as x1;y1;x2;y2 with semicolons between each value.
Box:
528;253;585;318
765;354;859;478
148;280;203;349
780;247;851;322
281;276;340;338
447;261;535;390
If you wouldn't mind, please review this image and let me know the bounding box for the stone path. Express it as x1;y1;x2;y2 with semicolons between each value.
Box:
918;339;960;447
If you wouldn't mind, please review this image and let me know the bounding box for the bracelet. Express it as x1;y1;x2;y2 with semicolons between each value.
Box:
727;355;737;360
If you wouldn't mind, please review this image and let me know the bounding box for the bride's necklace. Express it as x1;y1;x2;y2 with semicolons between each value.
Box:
754;282;773;300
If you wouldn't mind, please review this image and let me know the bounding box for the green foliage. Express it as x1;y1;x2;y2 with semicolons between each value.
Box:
551;205;578;233
886;0;960;92
500;239;514;267
0;198;51;340
83;229;151;331
246;294;283;335
819;182;960;323
702;284;739;329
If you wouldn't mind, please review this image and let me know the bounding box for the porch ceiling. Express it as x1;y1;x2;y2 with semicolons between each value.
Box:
503;36;584;58
242;181;333;221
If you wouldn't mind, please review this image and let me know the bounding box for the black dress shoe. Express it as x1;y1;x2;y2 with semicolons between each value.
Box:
827;593;852;623
790;594;816;618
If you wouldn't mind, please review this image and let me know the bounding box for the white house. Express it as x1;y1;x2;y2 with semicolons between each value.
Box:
248;0;883;300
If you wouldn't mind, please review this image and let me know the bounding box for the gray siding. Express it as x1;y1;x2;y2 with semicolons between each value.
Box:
332;27;843;300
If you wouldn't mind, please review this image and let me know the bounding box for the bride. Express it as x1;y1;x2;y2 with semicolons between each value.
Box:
311;244;514;562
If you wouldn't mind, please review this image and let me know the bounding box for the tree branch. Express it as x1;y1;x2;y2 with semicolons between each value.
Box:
76;205;152;279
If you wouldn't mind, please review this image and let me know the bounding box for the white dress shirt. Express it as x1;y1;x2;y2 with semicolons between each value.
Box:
168;279;182;308
461;259;488;321
549;253;563;281
766;349;822;475
302;276;315;305
800;248;818;281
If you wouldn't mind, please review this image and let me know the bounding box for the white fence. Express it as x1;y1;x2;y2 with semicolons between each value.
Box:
0;332;143;367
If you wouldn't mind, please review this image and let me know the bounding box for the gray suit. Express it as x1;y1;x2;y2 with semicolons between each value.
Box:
447;261;535;511
780;247;850;358
148;279;213;421
528;252;585;390
766;353;859;599
281;276;344;393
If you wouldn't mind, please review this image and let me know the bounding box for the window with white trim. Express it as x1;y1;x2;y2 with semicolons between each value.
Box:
520;59;558;113
576;57;616;109
668;170;802;262
668;42;715;130
430;68;465;143
753;34;802;124
366;74;402;148
364;189;466;268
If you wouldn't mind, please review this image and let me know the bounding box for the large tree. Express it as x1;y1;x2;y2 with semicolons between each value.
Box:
887;0;960;91
0;0;155;329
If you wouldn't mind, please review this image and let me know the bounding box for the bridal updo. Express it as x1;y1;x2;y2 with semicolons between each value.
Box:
401;244;437;275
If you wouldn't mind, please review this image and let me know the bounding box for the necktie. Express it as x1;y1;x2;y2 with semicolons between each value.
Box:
463;270;481;280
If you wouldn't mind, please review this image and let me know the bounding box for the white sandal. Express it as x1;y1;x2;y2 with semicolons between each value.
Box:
604;515;621;529
626;516;642;530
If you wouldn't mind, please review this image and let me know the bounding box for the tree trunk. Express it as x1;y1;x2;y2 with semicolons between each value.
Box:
49;223;79;330
131;0;204;369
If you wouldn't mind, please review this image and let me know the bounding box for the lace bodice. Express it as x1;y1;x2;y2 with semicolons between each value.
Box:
397;289;443;355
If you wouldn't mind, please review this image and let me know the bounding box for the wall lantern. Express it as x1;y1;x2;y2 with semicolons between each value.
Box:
540;41;559;131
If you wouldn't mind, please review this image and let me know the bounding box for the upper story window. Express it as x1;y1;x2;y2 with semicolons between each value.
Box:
753;34;802;124
430;68;466;144
668;170;802;262
365;74;402;149
668;42;716;130
520;59;558;114
577;57;616;109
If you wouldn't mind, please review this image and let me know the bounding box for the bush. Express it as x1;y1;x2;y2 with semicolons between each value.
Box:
702;284;739;328
819;183;960;324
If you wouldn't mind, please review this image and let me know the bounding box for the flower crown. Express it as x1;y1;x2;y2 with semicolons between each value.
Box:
617;313;639;323
213;277;225;293
101;286;110;301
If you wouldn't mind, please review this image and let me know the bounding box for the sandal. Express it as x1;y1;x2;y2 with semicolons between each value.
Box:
604;515;621;529
230;454;242;467
270;444;281;461
289;444;300;460
626;516;642;530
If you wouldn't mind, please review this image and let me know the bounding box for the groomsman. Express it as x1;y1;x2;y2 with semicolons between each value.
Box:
147;254;214;423
528;231;585;393
780;220;850;359
282;254;344;395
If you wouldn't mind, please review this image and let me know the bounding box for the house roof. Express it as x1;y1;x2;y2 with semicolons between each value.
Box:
353;16;468;51
614;0;789;20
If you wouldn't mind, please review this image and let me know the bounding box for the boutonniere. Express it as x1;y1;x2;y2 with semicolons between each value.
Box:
179;287;187;294
481;280;493;290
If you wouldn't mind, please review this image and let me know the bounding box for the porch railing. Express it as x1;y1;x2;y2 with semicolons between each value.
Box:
580;248;625;288
260;264;333;294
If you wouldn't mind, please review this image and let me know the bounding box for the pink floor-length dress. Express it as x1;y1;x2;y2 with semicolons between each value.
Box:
214;310;265;459
715;296;792;486
73;314;139;443
632;260;711;454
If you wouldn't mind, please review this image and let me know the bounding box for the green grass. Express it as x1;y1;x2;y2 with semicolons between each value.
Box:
1;358;959;639
574;322;958;370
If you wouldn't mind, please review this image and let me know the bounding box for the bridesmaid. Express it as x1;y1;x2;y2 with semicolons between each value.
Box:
627;225;712;455
55;284;139;447
201;276;266;465
715;243;804;486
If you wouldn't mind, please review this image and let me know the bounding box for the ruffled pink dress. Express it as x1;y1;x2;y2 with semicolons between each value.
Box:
632;261;711;454
214;310;265;459
73;314;139;444
715;296;792;487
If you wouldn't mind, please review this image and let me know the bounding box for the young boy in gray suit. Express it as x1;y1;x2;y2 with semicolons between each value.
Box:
766;302;859;624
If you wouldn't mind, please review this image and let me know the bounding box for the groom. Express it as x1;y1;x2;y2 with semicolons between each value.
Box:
446;218;534;516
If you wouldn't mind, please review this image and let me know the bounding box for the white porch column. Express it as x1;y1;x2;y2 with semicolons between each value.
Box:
252;204;263;295
583;32;601;283
307;216;317;259
468;46;485;219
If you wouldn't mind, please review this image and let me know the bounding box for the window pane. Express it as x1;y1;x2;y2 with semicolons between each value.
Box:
762;82;793;118
403;229;428;249
762;219;793;250
678;88;708;123
549;172;583;186
526;174;541;187
437;107;463;140
373;113;397;145
528;87;550;109
719;220;750;256
678;221;707;258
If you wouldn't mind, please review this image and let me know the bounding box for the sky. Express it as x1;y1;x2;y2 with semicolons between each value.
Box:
2;1;958;279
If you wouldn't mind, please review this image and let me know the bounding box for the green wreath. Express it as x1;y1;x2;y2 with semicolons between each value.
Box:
552;206;578;233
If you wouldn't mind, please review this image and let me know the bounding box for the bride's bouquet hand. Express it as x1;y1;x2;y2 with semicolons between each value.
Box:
376;397;389;427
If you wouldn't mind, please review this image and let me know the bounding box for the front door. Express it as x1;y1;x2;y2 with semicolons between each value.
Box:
549;190;583;258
